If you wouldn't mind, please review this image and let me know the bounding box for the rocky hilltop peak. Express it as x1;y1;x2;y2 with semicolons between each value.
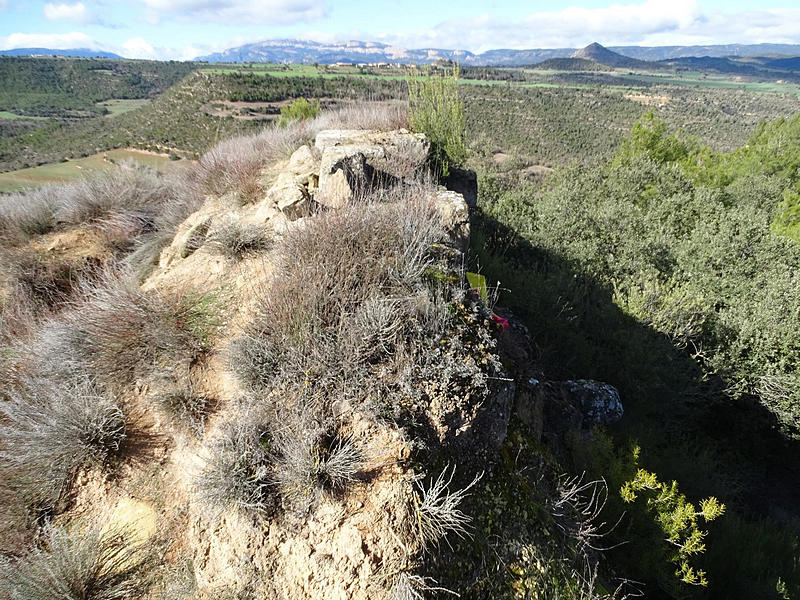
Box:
0;111;625;599
570;41;645;68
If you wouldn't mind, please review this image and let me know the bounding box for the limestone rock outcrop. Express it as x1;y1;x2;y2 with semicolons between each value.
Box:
314;128;430;208
147;127;471;302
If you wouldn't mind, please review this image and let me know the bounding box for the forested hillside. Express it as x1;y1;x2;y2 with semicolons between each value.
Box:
471;112;800;598
0;57;195;117
0;70;406;172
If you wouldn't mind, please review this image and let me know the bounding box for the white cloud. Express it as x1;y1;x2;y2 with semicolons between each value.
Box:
137;0;326;25
0;1;8;10
343;1;800;52
116;36;247;61
122;37;157;59
0;32;100;50
43;2;90;22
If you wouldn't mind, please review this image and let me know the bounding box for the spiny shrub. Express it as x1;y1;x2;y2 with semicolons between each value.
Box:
209;222;273;260
0;377;125;510
227;332;282;392
0;282;40;351
0;522;154;600
389;573;448;600
17;319;91;386
226;181;502;456
412;466;480;551
120;166;204;281
57;163;176;230
179;221;209;258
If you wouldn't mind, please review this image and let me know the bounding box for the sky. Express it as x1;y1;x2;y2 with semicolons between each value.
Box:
1;0;800;60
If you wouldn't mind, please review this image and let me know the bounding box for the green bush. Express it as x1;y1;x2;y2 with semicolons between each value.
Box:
407;65;467;176
773;188;800;242
277;97;321;127
620;449;725;588
471;113;800;598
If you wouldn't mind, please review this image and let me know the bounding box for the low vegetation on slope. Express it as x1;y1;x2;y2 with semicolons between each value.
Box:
473;112;800;597
0;68;406;173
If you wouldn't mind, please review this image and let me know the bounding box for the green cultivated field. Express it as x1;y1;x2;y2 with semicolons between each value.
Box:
0;149;176;192
96;98;151;116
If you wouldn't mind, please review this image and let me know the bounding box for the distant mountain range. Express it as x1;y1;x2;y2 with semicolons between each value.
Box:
195;39;800;66
3;41;800;68
195;39;472;65
532;44;800;76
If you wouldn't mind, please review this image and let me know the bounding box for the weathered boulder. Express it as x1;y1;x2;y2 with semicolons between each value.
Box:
565;379;624;426
314;129;377;152
286;144;320;190
517;378;623;442
265;172;310;220
315;129;430;179
433;189;470;252
159;212;212;268
287;144;317;173
317;150;379;208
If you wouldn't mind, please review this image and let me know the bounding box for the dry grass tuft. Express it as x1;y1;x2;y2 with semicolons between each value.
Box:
195;404;277;516
229;184;450;391
4;250;101;308
197;126;309;203
60;274;217;389
155;380;214;436
312;101;408;131
0;164;201;247
209;222;273;260
271;404;364;511
0;521;154;600
0;377;125;510
412;466;481;551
